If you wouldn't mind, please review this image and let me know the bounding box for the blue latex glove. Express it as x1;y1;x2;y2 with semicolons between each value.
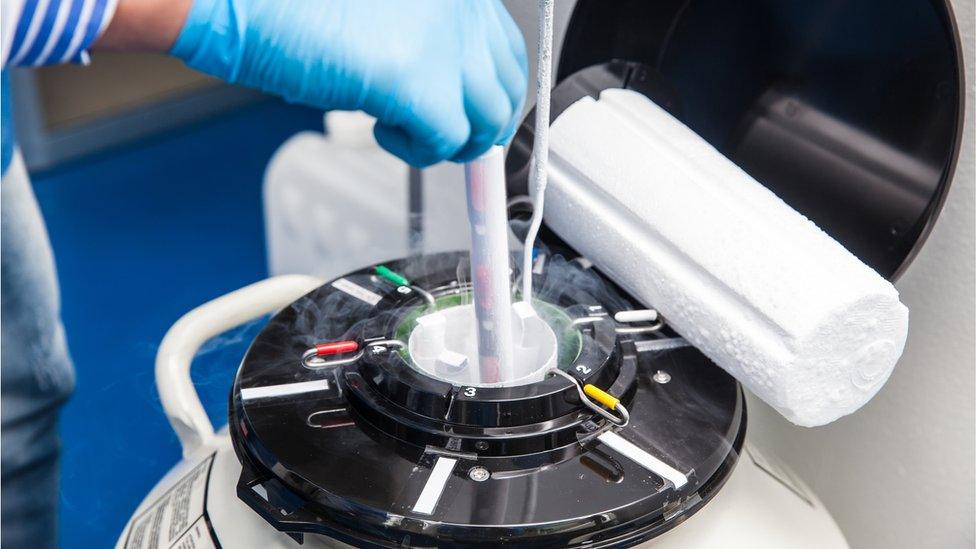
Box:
171;0;527;167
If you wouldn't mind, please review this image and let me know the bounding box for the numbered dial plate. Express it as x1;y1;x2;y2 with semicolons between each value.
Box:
231;252;745;547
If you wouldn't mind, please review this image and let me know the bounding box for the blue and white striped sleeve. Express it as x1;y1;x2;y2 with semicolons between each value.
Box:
2;0;119;68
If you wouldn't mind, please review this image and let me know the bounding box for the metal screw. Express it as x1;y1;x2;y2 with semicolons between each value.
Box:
468;466;490;482
653;370;671;384
396;286;412;294
474;441;489;451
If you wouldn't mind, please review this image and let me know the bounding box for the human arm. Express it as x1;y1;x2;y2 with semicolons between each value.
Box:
94;0;528;167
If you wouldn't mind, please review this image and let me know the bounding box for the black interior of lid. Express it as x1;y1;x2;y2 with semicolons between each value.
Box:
556;0;964;280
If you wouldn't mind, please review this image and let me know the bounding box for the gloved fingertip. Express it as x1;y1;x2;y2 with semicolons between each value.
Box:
374;123;434;168
450;135;499;162
402;149;439;169
450;149;485;164
431;139;466;165
397;153;431;168
495;131;515;147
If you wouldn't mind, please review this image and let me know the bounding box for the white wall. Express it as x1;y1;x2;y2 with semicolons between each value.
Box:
747;1;976;546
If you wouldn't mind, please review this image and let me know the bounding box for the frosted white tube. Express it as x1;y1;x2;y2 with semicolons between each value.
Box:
465;146;516;384
542;89;909;427
521;0;554;305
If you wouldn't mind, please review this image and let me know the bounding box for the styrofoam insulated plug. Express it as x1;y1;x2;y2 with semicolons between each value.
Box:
543;88;910;427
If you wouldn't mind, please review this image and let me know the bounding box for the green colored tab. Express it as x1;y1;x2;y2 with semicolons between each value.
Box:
375;265;410;287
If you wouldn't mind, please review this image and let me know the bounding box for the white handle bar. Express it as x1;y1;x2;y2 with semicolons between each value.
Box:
156;275;324;457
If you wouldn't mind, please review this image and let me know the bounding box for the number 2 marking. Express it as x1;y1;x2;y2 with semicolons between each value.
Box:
576;365;592;375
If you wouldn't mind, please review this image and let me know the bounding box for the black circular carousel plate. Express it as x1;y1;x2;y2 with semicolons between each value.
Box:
230;252;745;548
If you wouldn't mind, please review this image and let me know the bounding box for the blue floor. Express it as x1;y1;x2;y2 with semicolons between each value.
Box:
30;100;323;548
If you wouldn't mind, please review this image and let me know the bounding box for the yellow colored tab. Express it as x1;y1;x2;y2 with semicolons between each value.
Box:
583;384;619;410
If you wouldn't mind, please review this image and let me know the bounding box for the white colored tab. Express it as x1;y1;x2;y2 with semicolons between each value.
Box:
332;278;382;305
412;457;457;515
240;379;331;401
414;312;447;359
598;431;688;488
512;301;543;347
614;309;659;323
435;350;469;375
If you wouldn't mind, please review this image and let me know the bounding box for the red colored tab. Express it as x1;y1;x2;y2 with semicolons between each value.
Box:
315;340;359;356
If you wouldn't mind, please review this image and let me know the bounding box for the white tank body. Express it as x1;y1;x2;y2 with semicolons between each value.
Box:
116;425;847;549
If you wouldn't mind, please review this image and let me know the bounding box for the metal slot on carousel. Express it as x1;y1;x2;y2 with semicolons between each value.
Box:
230;251;743;547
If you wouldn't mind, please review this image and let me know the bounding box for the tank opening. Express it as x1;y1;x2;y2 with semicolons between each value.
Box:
398;292;581;387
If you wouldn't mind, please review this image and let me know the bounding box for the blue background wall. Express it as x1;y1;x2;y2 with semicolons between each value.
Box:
30;100;323;548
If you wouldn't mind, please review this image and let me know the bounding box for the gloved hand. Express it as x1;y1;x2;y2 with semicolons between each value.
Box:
171;0;527;167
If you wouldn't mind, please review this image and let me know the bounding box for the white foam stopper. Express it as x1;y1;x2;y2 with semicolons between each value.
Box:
542;88;909;427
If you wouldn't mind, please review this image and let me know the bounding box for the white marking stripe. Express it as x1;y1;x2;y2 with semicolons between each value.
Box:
598;431;688;488
332;278;382;306
240;379;330;401
412;457;457;515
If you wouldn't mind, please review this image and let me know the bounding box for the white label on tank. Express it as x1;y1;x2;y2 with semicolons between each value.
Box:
332;278;382;305
124;454;217;549
240;379;331;401
412;456;457;515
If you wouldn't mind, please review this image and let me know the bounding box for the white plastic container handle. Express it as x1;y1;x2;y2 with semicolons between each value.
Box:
155;275;324;457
